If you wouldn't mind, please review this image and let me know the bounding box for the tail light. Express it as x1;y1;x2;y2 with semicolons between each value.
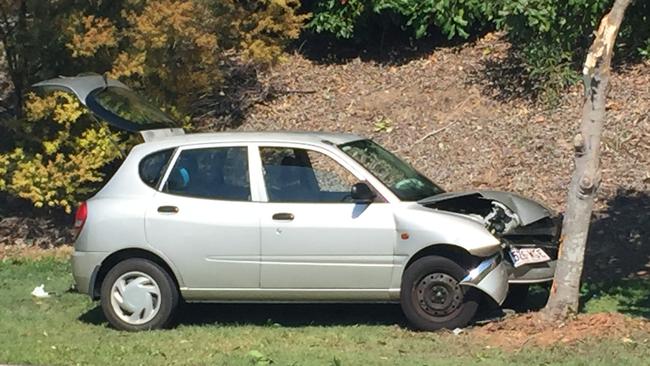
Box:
73;201;88;240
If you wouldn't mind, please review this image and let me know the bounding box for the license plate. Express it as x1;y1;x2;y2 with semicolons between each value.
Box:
508;247;551;268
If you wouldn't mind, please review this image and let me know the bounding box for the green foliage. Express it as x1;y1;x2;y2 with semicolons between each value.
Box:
0;0;307;213
307;0;366;39
582;279;650;317
372;0;496;39
493;0;610;102
306;0;494;40
494;0;650;101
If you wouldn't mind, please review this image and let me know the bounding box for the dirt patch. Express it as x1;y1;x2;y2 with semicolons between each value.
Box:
0;244;72;261
469;312;650;349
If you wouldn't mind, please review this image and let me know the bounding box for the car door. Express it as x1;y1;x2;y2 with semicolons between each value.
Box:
145;144;261;290
256;145;397;294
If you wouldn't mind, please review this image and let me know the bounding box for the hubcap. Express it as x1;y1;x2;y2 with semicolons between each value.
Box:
415;273;463;317
110;271;161;325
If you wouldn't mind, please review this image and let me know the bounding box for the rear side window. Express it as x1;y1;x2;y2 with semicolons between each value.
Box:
139;149;174;188
163;147;250;201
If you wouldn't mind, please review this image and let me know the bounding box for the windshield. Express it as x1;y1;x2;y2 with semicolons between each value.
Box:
86;86;178;132
339;139;444;201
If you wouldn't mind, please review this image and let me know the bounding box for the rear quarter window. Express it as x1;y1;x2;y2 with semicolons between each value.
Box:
139;149;174;188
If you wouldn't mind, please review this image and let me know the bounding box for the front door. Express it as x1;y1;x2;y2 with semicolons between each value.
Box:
145;145;260;289
257;146;396;293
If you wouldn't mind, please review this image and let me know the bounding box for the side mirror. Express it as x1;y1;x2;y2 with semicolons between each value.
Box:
351;182;376;203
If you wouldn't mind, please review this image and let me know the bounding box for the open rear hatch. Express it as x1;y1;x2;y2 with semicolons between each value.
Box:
33;75;184;141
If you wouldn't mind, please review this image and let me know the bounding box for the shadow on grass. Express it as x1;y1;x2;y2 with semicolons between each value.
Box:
79;303;407;328
578;189;650;318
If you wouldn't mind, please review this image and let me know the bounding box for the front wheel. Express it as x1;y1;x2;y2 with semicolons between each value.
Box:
100;258;179;331
400;256;480;331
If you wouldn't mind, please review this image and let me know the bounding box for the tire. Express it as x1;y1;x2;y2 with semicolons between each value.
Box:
100;258;179;331
400;256;480;331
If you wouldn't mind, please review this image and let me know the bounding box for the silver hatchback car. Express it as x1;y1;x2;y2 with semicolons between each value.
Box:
36;76;560;331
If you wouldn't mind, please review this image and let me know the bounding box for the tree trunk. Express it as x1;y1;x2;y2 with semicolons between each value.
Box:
543;0;632;320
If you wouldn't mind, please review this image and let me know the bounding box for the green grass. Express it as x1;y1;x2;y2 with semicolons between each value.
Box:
582;279;650;317
1;258;649;366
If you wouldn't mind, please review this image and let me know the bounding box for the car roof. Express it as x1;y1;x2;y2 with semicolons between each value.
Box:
140;131;366;150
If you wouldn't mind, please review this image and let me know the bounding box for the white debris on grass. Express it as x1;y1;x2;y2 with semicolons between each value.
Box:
31;284;50;298
452;328;464;335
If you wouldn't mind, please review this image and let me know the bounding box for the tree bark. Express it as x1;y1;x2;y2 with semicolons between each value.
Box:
543;0;632;320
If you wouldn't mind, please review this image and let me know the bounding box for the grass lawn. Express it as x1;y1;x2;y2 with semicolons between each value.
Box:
1;257;649;366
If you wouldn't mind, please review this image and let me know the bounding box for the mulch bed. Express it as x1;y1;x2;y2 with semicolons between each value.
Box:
0;216;73;248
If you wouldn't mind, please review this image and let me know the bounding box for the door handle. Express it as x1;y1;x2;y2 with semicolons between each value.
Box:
158;205;179;213
272;212;294;221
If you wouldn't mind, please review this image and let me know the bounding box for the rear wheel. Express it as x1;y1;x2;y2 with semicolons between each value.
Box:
400;256;480;331
100;258;179;331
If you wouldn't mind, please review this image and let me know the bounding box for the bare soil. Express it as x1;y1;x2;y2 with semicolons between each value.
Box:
468;312;650;349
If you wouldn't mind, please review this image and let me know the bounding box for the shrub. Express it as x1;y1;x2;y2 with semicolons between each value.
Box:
305;0;494;40
1;92;124;213
0;0;307;213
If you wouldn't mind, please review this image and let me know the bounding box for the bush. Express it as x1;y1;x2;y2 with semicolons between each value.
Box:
0;0;307;213
1;92;124;213
493;0;603;101
305;0;495;40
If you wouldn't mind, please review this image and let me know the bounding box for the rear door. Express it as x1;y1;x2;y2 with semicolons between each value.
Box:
33;75;183;141
144;144;261;290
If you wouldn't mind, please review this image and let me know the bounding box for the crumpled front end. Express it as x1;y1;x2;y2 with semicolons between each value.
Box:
419;190;561;285
460;253;509;305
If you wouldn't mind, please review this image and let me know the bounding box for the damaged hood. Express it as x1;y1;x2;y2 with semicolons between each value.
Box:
418;190;552;226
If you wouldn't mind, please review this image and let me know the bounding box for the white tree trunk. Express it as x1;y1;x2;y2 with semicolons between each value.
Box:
544;0;632;320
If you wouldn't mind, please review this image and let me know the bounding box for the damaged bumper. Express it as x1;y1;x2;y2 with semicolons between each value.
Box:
506;259;556;284
460;253;509;305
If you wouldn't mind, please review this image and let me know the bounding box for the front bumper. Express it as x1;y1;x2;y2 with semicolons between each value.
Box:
506;259;556;284
460;253;509;305
71;250;109;297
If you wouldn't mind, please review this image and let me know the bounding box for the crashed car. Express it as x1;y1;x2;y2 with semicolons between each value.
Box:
34;75;559;331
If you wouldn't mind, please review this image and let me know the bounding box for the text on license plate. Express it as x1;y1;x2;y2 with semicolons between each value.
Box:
508;247;551;268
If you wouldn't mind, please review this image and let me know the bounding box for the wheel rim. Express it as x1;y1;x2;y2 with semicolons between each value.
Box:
110;271;161;325
414;272;463;318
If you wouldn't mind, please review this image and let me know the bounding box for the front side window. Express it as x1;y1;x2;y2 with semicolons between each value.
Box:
139;148;174;188
163;147;250;201
260;147;358;203
339;139;444;201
